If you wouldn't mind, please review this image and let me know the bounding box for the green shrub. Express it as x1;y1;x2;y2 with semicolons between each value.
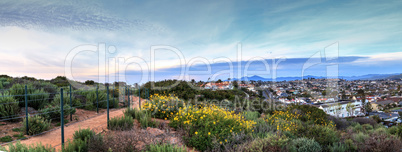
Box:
28;89;50;109
353;132;369;143
6;141;55;152
138;111;159;128
344;139;357;151
303;125;339;148
12;127;22;132
373;127;388;135
0;135;13;142
51;92;81;108
246;134;290;152
62;138;88;152
40;104;76;121
290;137;322;152
9;83;34;106
145;143;187;152
387;126;398;135
123;107;138;118
352;124;364;133
328;142;347;152
396;125;402;138
361;124;373;131
13;133;26;140
73;128;95;141
21;115;51;135
252;118;275;138
85;90;119;110
0;92;20;120
108;116;134;130
32;81;58;95
243;111;260;120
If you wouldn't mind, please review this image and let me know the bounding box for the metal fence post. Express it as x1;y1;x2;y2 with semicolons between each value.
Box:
139;87;141;110
147;88;149;100
96;85;99;113
69;85;72;121
61;88;65;146
24;85;28;135
107;85;109;127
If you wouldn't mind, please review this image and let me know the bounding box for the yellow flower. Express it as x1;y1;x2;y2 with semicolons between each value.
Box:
208;132;211;135
195;131;198;135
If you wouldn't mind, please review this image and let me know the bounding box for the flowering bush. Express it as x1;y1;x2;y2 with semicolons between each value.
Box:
142;94;184;119
265;110;301;133
170;104;256;151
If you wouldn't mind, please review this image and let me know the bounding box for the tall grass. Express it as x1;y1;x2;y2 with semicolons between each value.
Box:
145;144;187;152
108;116;134;130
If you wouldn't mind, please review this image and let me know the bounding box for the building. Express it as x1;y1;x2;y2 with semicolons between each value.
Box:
313;100;364;118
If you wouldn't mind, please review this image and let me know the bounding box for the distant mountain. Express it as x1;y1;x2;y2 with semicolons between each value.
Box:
386;74;402;80
228;73;402;82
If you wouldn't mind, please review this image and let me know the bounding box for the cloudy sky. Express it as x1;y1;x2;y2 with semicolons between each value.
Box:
0;0;401;84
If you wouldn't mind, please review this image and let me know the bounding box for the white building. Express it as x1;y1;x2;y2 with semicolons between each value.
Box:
314;100;364;118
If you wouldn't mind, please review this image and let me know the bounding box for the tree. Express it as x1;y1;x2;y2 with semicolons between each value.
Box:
346;102;356;117
85;80;95;85
233;81;239;88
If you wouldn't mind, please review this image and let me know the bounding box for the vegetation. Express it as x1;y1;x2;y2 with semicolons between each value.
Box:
21;115;51;135
0;135;13;142
169;104;256;151
108;116;134;130
40;104;76;121
3;142;55;152
140;80;247;102
0;92;20;120
62;128;96;152
145;144;187;152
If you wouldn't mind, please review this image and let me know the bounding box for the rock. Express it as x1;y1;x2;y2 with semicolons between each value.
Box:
146;127;164;137
20;107;38;115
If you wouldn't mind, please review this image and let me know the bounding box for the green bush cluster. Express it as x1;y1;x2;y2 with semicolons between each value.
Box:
3;142;55;152
108;116;134;130
243;111;260;121
246;134;290;152
21;115;51;135
124;108;159;128
0;92;20;120
28;89;50;109
51;92;81;108
73;128;95;141
0;135;13;142
9;83;51;110
289;137;322;152
145;143;187;152
63;128;96;152
40;104;76;121
83;90;119;110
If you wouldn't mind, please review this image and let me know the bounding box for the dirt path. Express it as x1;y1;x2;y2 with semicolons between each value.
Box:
1;96;142;151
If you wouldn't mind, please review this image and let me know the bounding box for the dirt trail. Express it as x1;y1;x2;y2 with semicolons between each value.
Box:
2;96;142;151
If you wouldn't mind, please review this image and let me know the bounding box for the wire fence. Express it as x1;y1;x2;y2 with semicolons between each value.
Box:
0;84;150;148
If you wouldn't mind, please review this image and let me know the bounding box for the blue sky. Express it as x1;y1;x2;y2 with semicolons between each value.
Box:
0;0;401;83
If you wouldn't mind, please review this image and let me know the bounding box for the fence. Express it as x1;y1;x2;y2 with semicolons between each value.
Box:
0;84;150;148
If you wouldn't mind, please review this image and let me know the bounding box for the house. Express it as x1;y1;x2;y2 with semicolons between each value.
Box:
313;100;363;118
371;100;397;111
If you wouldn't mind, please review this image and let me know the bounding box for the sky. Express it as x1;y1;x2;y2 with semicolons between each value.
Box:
0;0;401;84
